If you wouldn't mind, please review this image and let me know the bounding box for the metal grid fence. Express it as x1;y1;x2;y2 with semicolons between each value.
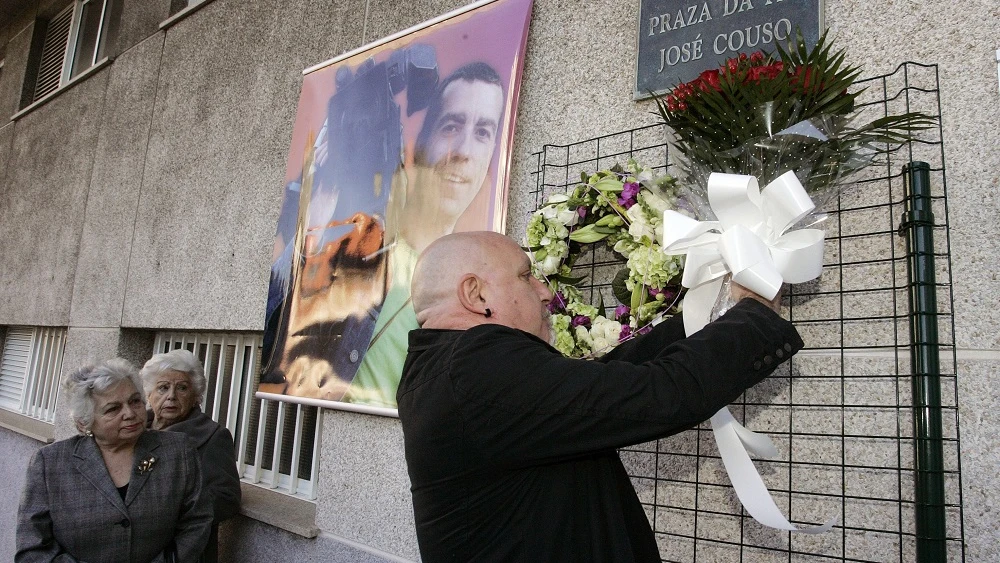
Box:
527;62;964;562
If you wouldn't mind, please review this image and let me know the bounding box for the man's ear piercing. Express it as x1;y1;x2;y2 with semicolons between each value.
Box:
485;308;492;318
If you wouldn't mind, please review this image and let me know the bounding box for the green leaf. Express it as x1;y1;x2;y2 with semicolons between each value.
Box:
569;224;611;243
594;213;621;227
611;269;631;305
554;274;587;285
592;177;624;193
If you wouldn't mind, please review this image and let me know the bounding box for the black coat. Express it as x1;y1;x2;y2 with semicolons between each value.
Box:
152;407;241;563
163;407;242;523
397;299;803;563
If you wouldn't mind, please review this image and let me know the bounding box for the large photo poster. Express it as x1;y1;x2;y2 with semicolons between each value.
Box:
258;0;533;414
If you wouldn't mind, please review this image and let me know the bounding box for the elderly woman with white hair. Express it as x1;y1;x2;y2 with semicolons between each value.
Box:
140;349;241;563
16;358;212;562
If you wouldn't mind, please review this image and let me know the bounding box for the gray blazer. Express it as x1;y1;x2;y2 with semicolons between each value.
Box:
16;430;214;563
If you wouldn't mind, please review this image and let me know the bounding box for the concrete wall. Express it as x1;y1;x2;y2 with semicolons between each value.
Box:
0;428;44;557
0;0;997;561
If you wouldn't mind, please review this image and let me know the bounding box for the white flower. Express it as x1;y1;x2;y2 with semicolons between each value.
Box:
589;316;623;353
539;194;580;228
559;208;580;226
613;238;636;255
541;204;578;228
540;254;562;276
574;325;594;350
627;204;655;241
641;190;670;217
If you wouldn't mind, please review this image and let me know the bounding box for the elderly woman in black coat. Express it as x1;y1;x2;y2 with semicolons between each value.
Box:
17;358;212;562
141;349;242;563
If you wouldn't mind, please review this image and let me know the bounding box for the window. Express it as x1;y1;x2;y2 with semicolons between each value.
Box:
28;0;117;103
0;326;67;424
170;0;209;14
153;331;322;500
160;0;214;31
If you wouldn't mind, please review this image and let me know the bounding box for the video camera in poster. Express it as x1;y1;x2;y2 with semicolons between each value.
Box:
259;0;533;415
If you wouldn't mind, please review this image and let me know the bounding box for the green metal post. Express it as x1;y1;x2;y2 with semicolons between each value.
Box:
901;161;947;561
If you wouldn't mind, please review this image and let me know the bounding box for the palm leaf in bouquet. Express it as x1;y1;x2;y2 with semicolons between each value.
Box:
653;30;936;213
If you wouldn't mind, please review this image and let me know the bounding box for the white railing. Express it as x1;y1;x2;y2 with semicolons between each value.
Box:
153;331;321;500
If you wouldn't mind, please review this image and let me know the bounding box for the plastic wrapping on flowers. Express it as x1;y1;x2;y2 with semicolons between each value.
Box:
653;31;936;220
524;159;687;358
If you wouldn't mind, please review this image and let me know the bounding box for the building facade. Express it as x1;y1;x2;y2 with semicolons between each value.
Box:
0;0;997;561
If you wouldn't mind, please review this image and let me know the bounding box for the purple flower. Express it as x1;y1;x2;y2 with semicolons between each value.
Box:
577;206;588;219
547;291;567;314
618;325;633;342
613;304;630;321
649;286;678;302
571;315;591;328
617;182;640;208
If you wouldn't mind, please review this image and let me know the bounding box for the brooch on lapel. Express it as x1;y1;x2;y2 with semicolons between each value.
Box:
136;456;157;475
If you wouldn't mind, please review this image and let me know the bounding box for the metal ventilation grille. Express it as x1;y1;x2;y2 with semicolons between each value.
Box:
0;327;33;410
0;327;66;422
32;5;73;102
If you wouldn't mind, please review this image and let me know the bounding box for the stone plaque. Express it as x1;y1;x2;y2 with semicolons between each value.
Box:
635;0;822;100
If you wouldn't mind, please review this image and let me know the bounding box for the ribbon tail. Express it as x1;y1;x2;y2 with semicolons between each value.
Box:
711;408;836;533
681;278;725;335
668;170;834;534
729;413;779;459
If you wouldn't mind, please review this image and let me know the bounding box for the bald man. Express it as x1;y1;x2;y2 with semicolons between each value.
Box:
397;231;803;562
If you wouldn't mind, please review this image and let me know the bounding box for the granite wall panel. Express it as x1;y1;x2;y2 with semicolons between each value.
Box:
0;71;108;326
69;33;163;327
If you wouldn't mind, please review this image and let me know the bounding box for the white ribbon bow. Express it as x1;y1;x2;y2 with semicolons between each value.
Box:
661;170;834;533
662;170;825;335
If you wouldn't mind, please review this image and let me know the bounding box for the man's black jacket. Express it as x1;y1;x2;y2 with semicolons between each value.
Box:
397;299;803;562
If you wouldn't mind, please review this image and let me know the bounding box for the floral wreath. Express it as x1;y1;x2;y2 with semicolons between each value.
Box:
524;159;687;359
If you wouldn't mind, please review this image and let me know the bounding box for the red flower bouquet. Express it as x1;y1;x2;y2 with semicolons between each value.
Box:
654;32;935;216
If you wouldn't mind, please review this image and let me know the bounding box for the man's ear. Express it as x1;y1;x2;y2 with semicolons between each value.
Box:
457;273;489;316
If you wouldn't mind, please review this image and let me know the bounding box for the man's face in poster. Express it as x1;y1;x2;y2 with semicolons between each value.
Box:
412;77;504;221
